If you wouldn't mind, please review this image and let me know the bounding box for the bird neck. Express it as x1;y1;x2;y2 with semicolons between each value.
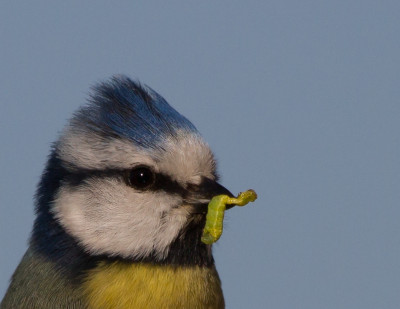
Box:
82;261;224;309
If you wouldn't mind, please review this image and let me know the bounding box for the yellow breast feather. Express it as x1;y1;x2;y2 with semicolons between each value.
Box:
82;262;224;309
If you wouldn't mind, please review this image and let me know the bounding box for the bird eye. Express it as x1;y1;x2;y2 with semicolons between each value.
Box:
127;166;155;190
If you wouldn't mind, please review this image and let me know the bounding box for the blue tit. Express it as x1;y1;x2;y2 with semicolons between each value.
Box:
1;76;236;309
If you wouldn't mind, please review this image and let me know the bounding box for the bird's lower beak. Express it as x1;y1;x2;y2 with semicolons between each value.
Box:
185;177;234;213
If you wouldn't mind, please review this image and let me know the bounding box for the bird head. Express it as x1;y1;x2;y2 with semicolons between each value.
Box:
32;76;232;268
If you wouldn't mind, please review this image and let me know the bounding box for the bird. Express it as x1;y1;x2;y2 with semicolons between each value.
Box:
1;75;235;308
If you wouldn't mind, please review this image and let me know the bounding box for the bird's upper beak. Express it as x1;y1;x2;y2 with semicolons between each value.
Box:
185;177;234;213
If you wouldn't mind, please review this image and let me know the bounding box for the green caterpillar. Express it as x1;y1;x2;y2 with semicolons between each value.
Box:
201;189;257;245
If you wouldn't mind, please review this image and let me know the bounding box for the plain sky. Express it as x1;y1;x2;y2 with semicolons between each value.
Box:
1;1;399;308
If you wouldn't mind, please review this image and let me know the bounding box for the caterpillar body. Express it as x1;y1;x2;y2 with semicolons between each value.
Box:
201;189;257;245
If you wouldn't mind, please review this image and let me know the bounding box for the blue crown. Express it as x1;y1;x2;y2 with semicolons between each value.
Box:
73;75;198;149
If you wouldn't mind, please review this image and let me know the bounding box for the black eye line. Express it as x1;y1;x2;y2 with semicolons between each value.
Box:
63;168;125;186
152;173;188;196
63;167;189;197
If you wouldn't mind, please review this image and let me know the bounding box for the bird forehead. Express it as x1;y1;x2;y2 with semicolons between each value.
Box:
157;134;216;184
57;129;215;183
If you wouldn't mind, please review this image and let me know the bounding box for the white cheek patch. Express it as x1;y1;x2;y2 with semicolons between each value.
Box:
52;128;217;260
52;178;189;259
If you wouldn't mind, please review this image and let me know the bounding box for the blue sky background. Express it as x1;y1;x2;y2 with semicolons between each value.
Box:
1;1;399;308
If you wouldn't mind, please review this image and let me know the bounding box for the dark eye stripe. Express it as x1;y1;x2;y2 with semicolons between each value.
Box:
63;167;188;197
152;173;188;196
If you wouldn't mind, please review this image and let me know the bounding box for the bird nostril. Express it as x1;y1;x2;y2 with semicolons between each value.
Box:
189;177;234;201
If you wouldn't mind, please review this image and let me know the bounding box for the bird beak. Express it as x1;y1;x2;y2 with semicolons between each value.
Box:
195;177;234;200
185;177;234;212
